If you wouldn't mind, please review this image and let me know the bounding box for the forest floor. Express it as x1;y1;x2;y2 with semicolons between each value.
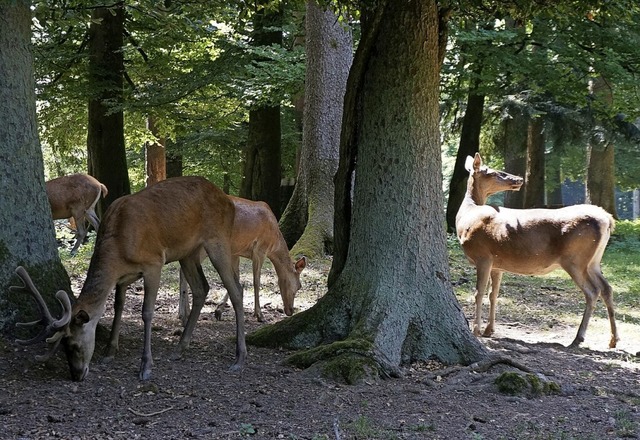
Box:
1;230;639;440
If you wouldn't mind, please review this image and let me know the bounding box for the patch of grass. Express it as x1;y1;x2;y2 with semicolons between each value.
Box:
344;415;398;440
614;409;637;438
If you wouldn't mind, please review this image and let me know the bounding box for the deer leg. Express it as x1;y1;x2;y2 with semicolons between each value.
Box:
206;246;246;371
104;284;127;360
70;215;88;256
473;261;492;336
177;269;191;327
594;268;618;348
85;208;100;232
176;257;210;356
252;257;264;322
140;269;162;381
214;255;239;321
564;265;599;348
483;270;503;337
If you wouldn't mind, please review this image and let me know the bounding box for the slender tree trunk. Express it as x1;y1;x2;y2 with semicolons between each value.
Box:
282;0;352;258
446;89;485;232
0;0;70;331
87;3;130;215
586;76;618;218
145;116;166;187
524;117;545;208
240;1;283;217
248;0;485;380
501;100;528;208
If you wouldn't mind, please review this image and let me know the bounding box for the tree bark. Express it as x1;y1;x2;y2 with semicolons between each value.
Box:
523;117;545;208
282;0;352;258
501;100;528;208
145;116;166;187
240;1;283;217
586;76;618;218
87;3;130;215
0;0;70;332
446;90;485;232
248;0;485;380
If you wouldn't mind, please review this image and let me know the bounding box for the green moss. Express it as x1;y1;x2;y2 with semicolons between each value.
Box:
286;337;374;368
321;352;380;385
495;371;562;397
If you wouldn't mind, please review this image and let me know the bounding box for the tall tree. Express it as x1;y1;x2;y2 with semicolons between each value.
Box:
523;116;545;208
240;1;283;217
586;76;618;217
248;0;485;379
0;0;70;331
279;1;352;257
87;2;130;212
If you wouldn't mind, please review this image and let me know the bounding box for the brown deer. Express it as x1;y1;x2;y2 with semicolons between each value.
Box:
456;153;618;348
12;176;245;381
178;196;307;324
46;174;108;255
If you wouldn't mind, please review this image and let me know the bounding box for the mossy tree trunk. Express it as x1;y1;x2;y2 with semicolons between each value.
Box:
248;0;486;381
282;0;352;259
0;0;70;334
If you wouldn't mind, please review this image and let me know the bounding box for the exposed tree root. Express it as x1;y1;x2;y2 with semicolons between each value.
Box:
434;354;533;379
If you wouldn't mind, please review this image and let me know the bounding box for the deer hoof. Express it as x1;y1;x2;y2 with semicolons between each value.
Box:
482;328;494;337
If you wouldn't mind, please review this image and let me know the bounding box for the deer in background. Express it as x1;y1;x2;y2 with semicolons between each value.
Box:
178;196;307;324
46;173;108;255
13;176;245;381
456;153;618;348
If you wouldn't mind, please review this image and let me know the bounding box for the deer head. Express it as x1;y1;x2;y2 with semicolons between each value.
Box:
11;266;101;381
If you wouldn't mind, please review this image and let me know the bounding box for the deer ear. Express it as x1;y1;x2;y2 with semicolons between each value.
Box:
473;152;482;170
295;256;307;273
465;156;475;173
73;310;91;327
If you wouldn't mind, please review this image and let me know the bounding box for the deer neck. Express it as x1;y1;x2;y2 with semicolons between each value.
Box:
463;176;489;207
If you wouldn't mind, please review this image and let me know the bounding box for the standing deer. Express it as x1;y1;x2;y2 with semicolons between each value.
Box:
178;196;307;324
12;176;245;381
456;153;618;348
46;173;108;255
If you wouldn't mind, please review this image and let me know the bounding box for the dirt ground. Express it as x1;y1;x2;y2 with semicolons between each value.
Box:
1;242;639;439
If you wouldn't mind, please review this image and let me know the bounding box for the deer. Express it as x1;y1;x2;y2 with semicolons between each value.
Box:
12;176;246;381
46;173;108;255
456;153;618;348
178;196;307;324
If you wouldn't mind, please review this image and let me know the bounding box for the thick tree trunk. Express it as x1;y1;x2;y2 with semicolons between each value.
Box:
87;3;130;215
446;90;485;232
0;1;70;332
284;0;352;258
524;117;545;208
249;0;485;380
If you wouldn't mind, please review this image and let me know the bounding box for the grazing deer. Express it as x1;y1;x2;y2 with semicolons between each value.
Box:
456;153;618;348
178;196;307;324
12;176;245;381
46;174;108;255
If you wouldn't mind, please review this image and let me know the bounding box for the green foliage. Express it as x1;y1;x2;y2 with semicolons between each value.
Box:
34;0;304;189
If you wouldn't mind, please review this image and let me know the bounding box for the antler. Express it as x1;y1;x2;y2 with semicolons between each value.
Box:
11;266;72;360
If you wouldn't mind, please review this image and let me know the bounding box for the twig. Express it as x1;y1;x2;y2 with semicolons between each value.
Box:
127;406;174;417
333;416;342;440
